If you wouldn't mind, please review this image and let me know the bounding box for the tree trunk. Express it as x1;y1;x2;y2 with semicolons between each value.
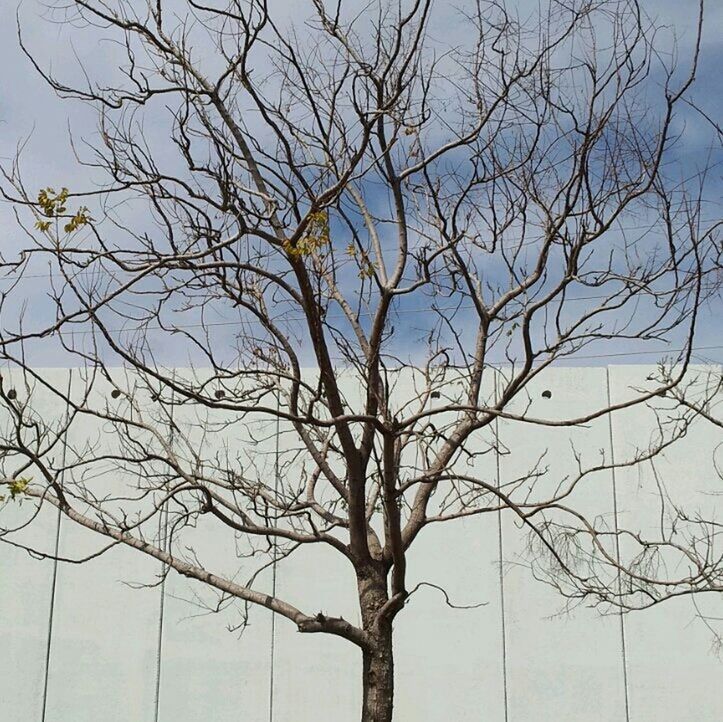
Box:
361;629;394;722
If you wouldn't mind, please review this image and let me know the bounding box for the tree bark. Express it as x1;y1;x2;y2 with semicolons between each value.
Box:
358;566;396;722
361;629;394;722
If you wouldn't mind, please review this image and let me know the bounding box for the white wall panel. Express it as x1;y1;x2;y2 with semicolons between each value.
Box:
158;531;274;722
394;371;506;722
608;365;723;722
270;370;361;720
0;369;68;722
394;514;507;721
157;387;273;722
43;540;162;722
42;371;161;722
271;545;362;721
498;368;628;721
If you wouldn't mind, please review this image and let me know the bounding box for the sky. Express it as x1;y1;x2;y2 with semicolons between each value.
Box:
0;0;720;369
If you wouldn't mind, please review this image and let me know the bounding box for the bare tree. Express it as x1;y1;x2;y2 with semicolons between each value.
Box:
0;1;721;719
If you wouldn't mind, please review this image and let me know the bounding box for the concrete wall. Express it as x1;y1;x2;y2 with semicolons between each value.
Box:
0;367;721;721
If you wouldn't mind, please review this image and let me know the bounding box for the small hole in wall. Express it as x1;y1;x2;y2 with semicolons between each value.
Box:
430;391;441;399
110;389;121;399
541;389;552;399
6;389;17;400
214;389;226;399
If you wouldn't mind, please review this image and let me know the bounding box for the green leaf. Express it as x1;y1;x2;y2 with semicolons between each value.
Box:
8;476;31;500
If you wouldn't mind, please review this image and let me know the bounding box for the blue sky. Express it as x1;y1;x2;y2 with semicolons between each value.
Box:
0;0;720;369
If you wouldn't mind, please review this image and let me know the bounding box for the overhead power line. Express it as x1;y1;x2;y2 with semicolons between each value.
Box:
1;211;721;283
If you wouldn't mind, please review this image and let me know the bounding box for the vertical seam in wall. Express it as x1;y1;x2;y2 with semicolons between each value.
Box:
605;367;631;722
268;403;281;722
153;506;168;722
494;369;510;722
40;495;62;722
154;374;177;722
41;370;73;722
